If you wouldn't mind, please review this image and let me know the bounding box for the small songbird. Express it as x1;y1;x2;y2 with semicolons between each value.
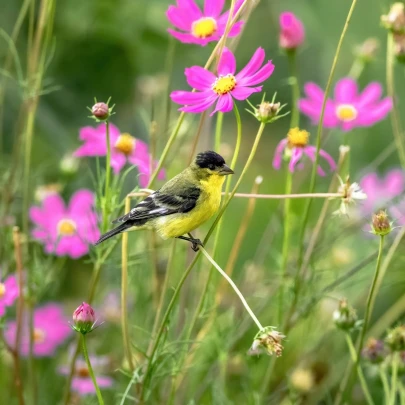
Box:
94;151;234;250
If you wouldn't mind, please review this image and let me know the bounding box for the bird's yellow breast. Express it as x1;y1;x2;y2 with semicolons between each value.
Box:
154;174;225;239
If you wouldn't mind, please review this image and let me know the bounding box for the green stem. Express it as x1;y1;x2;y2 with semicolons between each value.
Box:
103;121;111;232
81;334;104;405
348;59;365;80
390;352;399;405
287;50;299;128
386;32;405;168
297;0;359;269
278;170;293;325
214;112;223;152
344;333;374;405
380;368;390;404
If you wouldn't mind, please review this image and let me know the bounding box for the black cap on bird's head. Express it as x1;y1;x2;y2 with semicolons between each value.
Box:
194;150;234;175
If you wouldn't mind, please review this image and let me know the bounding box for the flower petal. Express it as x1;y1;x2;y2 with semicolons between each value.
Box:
170;89;214;105
179;94;218;113
166;5;193;31
167;29;211;46
357;98;392;126
204;0;225;18
231;86;261;100
211;93;234;115
217;48;236;76
289;148;303;172
185;66;216;90
176;0;202;19
303;83;325;103
272;139;288;170
237;60;274;86
235;47;265;80
110;152;127;175
334;78;357;103
357;82;383;108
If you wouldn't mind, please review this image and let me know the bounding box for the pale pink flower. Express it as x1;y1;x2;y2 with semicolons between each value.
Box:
73;123;164;187
0;274;19;317
59;355;113;396
29;189;100;259
360;170;405;214
298;78;393;131
167;0;244;46
5;303;72;357
272;128;336;176
279;12;305;49
171;47;275;116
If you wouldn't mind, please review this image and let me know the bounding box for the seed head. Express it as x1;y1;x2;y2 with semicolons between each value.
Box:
381;3;405;34
371;210;392;236
333;299;358;331
354;38;379;62
246;94;289;124
248;326;286;357
362;338;386;364
72;302;96;335
385;325;405;351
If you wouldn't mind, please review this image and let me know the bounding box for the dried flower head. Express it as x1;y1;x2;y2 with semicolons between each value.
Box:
385;325;405;351
72;302;97;335
248;326;286;357
381;3;405;34
354;38;379;62
362;338;386;364
333;299;358;331
371;210;392;236
393;34;405;63
247;93;288;124
334;176;367;216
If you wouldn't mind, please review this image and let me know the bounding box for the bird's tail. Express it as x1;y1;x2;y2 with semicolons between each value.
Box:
94;222;131;246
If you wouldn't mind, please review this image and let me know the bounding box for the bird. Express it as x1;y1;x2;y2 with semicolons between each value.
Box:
94;150;234;250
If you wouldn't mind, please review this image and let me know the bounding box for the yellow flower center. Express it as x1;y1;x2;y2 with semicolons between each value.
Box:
287;127;310;148
212;74;237;95
114;133;135;155
33;328;46;344
57;219;77;236
191;17;217;38
336;104;358;122
76;366;90;378
0;283;6;298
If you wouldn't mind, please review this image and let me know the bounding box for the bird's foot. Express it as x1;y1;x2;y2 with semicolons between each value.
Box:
190;238;203;252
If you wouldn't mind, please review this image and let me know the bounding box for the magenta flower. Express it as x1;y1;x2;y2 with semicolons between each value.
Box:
29;189;100;259
360;170;405;214
272;127;336;176
167;0;244;46
59;355;113;396
279;12;305;50
5;303;72;357
0;274;19;317
299;78;393;131
171;47;275;116
73;123;164;187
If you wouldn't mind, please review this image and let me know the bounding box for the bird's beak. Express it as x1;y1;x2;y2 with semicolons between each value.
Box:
219;164;234;175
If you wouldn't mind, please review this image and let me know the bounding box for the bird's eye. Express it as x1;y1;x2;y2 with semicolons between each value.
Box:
208;164;215;170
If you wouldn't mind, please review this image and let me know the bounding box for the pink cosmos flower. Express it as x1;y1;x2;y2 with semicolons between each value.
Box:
360;170;405;214
29;189;100;259
167;0;244;46
272;128;336;176
298;78;393;131
171;47;275;116
59;355;113;395
0;274;19;317
73;123;165;187
5;303;72;357
279;12;305;49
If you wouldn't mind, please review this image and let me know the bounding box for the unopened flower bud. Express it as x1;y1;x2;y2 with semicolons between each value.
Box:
371;210;392;236
354;38;379;63
385;325;405;351
381;3;405;34
73;302;96;335
279;12;305;50
248;326;286;357
248;95;288;124
333;299;358;331
362;338;386;364
92;102;109;120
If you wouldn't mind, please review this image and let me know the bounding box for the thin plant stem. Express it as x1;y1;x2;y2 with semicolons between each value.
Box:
81;334;104;405
297;0;359;269
386;32;405;167
187;111;207;165
121;196;134;371
335;235;385;404
214;112;223;152
103;121;111;232
399;381;405;405
390;352;399;405
278;170;293;325
199;247;263;330
287;50;300;128
344;333;374;405
348;59;365;80
380;368;390;404
12;227;25;405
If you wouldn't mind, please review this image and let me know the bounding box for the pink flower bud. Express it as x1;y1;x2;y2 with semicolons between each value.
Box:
279;12;305;50
73;302;96;335
91;102;109;120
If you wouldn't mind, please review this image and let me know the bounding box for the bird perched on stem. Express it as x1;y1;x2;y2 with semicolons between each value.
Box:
94;151;234;250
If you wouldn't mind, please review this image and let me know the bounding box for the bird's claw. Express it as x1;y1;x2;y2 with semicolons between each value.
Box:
191;238;203;252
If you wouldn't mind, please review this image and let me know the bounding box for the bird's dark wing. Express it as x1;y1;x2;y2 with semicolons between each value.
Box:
111;186;201;225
